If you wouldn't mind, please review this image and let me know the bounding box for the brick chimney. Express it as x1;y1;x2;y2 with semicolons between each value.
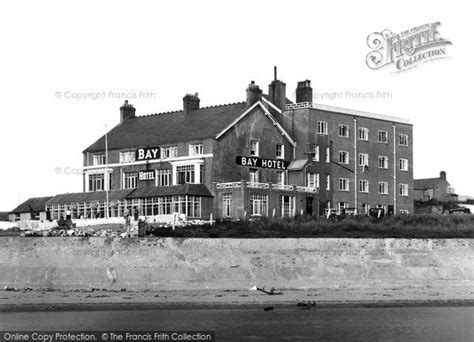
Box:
183;93;200;114
120;100;136;123
246;81;262;107
296;80;313;103
268;66;286;110
440;171;446;180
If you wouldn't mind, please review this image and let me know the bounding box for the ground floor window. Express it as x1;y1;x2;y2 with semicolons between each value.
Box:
338;202;349;214
223;193;233;218
46;195;203;220
251;194;268;216
281;195;295;217
362;203;371;214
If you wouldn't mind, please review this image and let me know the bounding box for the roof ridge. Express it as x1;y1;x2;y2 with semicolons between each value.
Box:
136;101;245;118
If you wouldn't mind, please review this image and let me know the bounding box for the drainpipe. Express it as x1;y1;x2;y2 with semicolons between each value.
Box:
393;124;397;214
353;118;357;213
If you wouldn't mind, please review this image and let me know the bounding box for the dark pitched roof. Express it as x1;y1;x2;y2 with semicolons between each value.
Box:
46;189;134;205
45;185;212;205
84;102;248;153
0;212;9;221
414;177;449;190
10;197;53;214
127;184;212;199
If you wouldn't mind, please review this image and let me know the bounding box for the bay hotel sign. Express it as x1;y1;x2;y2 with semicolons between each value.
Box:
236;156;289;170
366;22;452;72
135;147;160;181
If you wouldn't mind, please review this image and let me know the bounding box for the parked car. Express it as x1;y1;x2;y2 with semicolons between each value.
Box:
449;207;471;214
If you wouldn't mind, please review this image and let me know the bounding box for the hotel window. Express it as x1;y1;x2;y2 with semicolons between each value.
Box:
156;169;170;186
362;203;371;215
339;124;349;138
119;151;135;163
222;194;233;218
358;153;369;167
250;140;259;156
310;145;319;161
399;134;409;146
378;181;388;195
89;174;104;191
251;194;268;216
281;195;296;217
359;180;369;193
249;168;259;183
399;183;409;196
317;121;328;134
399;158;409;171
307;172;319;189
189;143;203;156
326;147;330;163
339;151;349;164
276;171;285;185
359;127;369;141
339;178;349;191
93;154;105;166
378;130;388;143
378;156;389;169
326;174;331;190
276;144;284;159
124;172;138;189
338;202;349;214
161;146;178;159
176;165;195;184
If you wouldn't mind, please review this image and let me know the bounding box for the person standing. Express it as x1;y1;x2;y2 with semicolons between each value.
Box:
133;206;139;221
123;207;131;237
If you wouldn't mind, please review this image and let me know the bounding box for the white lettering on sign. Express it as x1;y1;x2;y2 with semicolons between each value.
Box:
136;147;160;161
138;170;155;181
236;156;289;170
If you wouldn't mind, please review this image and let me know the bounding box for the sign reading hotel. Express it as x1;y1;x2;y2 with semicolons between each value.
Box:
136;147;160;161
138;170;155;181
236;156;289;170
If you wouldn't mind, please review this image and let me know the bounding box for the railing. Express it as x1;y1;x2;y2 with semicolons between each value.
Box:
215;182;242;189
247;182;270;189
215;181;317;193
285;102;409;124
272;184;294;191
296;186;317;193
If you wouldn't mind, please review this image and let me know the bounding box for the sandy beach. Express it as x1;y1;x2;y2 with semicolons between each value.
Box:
1;286;473;312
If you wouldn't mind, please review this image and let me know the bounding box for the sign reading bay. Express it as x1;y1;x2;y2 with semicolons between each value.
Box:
236;156;289;170
136;147;160;161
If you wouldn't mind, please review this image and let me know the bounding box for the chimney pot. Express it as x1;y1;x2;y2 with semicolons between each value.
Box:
246;81;262;107
120;100;136;123
296;79;313;103
183;93;200;114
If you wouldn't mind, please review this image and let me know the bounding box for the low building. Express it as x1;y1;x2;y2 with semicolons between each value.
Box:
9;197;53;222
414;171;458;202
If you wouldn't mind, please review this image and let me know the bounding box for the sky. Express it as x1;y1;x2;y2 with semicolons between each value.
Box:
0;0;472;210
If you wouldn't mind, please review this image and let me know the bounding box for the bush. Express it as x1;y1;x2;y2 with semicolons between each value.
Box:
146;213;474;239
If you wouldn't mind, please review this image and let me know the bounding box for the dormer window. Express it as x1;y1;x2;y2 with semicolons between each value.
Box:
189;143;203;156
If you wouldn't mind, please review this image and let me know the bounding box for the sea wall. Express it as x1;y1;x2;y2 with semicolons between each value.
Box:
0;238;473;290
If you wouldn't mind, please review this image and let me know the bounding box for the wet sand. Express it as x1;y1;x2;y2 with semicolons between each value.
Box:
1;286;473;312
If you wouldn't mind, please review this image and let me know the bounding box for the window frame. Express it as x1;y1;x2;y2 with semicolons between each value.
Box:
339;151;349;165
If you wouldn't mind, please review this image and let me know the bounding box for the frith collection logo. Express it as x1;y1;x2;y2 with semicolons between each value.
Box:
366;22;452;72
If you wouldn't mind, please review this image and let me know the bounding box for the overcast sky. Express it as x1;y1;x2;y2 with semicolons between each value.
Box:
1;0;472;210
